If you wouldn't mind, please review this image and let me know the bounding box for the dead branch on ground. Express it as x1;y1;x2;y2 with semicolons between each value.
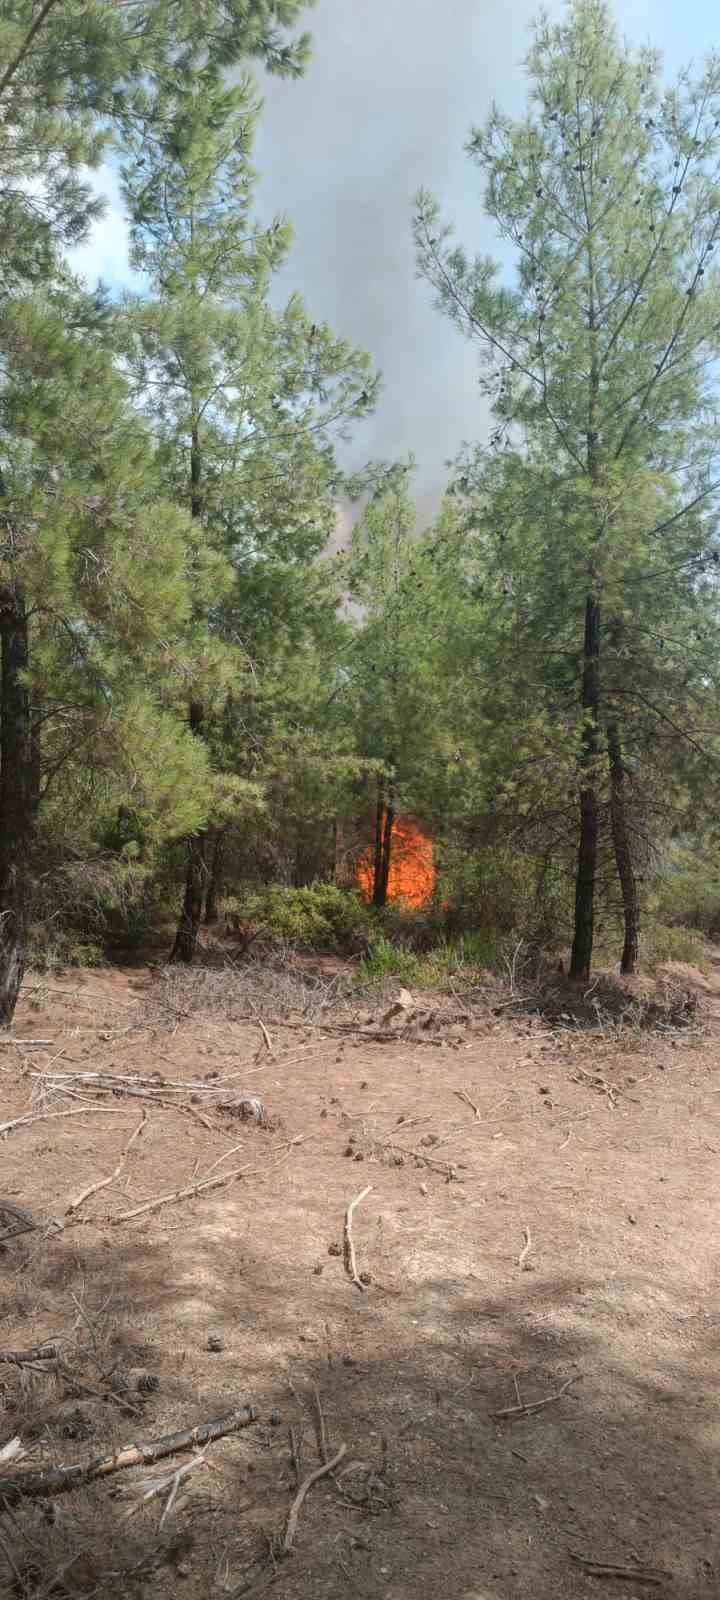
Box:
570;1554;665;1585
343;1185;373;1291
0;1405;257;1503
491;1374;579;1420
65;1111;147;1219
110;1139;298;1224
0;1343;60;1366
518;1227;533;1270
0;1105;122;1138
282;1444;346;1554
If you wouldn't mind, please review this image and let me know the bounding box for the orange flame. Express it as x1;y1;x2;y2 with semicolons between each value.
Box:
356;815;435;909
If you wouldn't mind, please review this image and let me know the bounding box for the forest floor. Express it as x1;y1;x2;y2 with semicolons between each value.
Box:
1;954;719;1599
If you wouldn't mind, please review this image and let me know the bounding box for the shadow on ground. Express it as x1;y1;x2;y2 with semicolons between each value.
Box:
1;1224;717;1599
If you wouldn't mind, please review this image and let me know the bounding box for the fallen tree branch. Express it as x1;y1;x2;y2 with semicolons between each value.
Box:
0;1404;257;1504
0;1106;121;1139
518;1226;532;1270
110;1141;296;1225
343;1185;373;1291
0;1343;60;1366
570;1554;665;1585
282;1443;346;1553
65;1111;147;1218
0;1039;53;1047
491;1374;579;1420
454;1089;481;1119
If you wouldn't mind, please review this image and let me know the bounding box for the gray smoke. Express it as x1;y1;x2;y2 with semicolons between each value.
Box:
253;0;565;519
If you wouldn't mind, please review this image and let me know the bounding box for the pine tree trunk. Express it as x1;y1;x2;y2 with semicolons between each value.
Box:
372;787;395;909
607;721;640;975
170;415;207;965
204;829;225;924
379;794;395;904
0;587;33;1024
170;700;206;963
372;783;385;908
569;594;601;981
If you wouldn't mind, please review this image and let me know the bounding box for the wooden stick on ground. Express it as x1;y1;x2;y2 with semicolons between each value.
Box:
343;1185;373;1292
110;1141;296;1225
65;1111;147;1218
0;1405;257;1504
454;1089;481;1120
570;1554;665;1585
0;1106;121;1139
0;1343;60;1366
282;1444;346;1554
0;1039;53;1047
491;1375;579;1420
518;1226;533;1270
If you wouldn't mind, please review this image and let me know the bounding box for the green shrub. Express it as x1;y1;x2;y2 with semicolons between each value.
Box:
27;924;104;971
438;845;570;947
644;923;708;970
222;882;372;953
651;847;720;939
357;936;424;986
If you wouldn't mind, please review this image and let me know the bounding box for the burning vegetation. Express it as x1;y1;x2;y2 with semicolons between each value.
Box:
357;814;435;909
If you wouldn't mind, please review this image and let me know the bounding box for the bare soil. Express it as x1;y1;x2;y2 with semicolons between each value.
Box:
1;959;719;1598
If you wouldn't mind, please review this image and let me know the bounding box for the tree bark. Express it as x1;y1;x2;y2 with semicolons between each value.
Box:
204;828;225;924
372;786;395;909
0;586;33;1024
170;412;207;964
170;700;206;963
569;594;601;981
607;721;640;975
372;783;385;908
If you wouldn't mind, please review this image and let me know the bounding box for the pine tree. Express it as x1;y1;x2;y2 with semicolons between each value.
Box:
343;472;451;906
121;71;377;960
0;275;207;1019
416;0;720;975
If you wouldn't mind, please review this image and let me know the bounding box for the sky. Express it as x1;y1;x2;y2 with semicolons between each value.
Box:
72;0;720;520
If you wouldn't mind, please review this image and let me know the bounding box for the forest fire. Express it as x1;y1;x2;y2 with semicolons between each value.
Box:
356;814;435;908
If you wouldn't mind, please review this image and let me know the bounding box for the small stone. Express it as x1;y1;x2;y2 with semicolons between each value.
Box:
343;1145;354;1157
627;1214;637;1225
207;1334;224;1352
313;1264;323;1275
269;1409;282;1426
360;1081;369;1090
354;1151;365;1162
328;1241;342;1256
359;1271;372;1286
342;1354;357;1367
419;1183;428;1196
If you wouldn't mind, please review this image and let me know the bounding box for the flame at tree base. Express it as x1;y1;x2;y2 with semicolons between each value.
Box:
356;814;435;909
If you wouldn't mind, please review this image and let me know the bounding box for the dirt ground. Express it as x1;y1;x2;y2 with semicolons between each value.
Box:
1;958;719;1599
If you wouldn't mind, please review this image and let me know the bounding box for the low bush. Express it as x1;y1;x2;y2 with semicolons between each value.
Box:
221;882;373;954
643;922;708;970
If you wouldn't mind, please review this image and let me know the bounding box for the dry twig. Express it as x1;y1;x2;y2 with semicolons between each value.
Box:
570;1554;665;1585
0;1342;61;1367
282;1444;346;1554
110;1140;296;1224
65;1111;147;1218
0;1105;121;1138
518;1227;533;1270
343;1185;373;1291
491;1374;579;1420
454;1089;481;1120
